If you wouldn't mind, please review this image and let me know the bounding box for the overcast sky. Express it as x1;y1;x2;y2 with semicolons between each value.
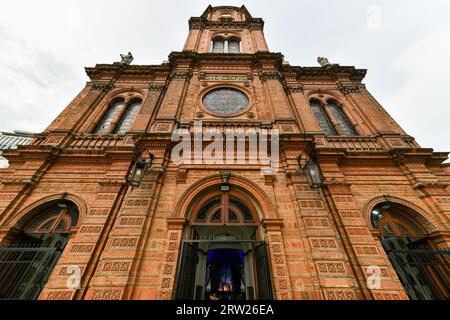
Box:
0;0;449;158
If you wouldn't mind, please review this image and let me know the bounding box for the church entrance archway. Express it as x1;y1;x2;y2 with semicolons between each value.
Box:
174;187;274;300
371;202;449;300
0;200;79;300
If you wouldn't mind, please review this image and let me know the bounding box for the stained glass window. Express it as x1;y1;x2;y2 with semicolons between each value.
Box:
113;100;142;134
203;88;249;116
196;197;221;221
94;100;125;134
230;197;253;222
310;100;337;136
326;101;357;136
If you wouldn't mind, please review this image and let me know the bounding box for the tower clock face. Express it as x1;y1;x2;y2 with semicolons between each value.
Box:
203;88;249;116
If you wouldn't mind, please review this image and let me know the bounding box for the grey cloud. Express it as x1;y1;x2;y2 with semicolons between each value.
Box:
0;24;81;132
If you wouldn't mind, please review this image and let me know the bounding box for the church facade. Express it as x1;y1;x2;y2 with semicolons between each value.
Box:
0;6;449;300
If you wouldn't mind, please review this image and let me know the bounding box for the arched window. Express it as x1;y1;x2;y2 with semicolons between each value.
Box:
371;202;450;300
212;39;225;53
310;100;336;136
219;14;234;22
0;201;79;300
211;38;240;54
94;99;125;134
93;98;142;135
326;101;357;136
23;204;79;235
113;100;142;134
193;195;256;226
310;99;358;136
228;39;240;53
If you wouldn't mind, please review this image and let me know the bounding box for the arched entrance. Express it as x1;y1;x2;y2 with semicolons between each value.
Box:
174;185;274;300
371;202;449;300
0;200;79;300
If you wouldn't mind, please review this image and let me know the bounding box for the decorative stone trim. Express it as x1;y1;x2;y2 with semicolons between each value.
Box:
258;71;282;82
337;82;361;96
90;81;114;93
284;83;304;94
148;83;166;92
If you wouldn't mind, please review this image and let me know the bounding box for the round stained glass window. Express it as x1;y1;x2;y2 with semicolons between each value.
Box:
203;88;249;116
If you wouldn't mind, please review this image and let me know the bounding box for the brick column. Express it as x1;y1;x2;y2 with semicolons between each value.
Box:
158;217;186;300
81;173;161;300
263;218;293;300
323;183;409;300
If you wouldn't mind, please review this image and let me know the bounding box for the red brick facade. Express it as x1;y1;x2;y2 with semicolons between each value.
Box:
0;5;449;300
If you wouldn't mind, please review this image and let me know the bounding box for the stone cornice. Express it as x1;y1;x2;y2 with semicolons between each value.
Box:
412;181;449;190
283;65;367;82
188;17;264;31
200;5;254;20
2;145;61;162
169;51;284;66
85;64;170;81
83;54;368;85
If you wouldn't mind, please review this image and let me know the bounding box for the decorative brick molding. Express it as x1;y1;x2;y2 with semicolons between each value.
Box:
336;82;361;96
373;291;404;300
304;218;330;228
91;288;124;300
267;230;292;300
95;193;116;201
310;238;338;249
110;237;138;247
102;261;131;272
80;225;102;233
158;227;184;300
88;208;110;216
70;244;94;253
46;291;74;300
316;262;346;274
354;245;380;256
119;217;144;226
0;193;17;201
324;289;357;300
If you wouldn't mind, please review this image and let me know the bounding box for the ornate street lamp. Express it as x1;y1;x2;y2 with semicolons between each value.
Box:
129;156;153;187
298;157;324;189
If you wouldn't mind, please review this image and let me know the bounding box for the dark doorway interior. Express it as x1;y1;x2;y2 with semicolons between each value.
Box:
204;248;245;300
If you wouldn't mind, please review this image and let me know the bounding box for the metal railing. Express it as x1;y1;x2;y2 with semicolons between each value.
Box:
386;248;450;300
0;244;62;300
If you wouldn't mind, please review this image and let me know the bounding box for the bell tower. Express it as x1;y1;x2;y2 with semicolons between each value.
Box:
183;5;269;54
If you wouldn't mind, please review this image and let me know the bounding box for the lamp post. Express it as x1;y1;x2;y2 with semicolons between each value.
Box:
129;155;153;187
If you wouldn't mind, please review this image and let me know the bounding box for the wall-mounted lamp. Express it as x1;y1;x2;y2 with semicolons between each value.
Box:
298;157;324;189
129;155;153;187
220;170;231;191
